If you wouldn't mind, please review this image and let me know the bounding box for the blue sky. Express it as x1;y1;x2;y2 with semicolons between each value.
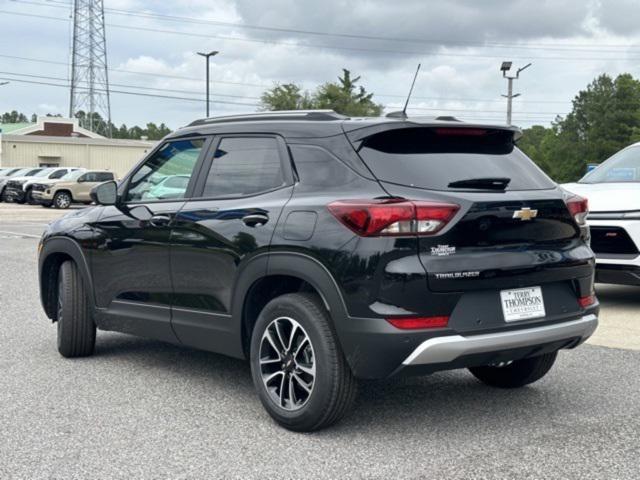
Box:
1;0;639;129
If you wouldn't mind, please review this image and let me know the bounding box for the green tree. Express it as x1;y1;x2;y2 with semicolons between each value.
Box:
260;83;313;111
313;69;382;116
519;73;640;182
1;110;29;123
260;69;383;116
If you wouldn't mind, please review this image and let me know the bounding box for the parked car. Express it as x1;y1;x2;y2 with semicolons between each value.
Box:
32;170;115;208
38;111;598;431
563;142;640;285
0;167;43;201
142;174;191;200
4;167;79;204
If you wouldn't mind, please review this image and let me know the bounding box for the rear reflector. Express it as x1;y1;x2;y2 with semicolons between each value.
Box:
328;199;459;237
578;295;596;308
386;316;449;330
566;195;589;226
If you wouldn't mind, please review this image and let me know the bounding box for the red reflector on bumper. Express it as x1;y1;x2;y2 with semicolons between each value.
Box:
386;316;449;330
578;295;596;308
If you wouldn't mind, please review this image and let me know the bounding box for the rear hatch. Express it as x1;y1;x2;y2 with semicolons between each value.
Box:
348;124;594;295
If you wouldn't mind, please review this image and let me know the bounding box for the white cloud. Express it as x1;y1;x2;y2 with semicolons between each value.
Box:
1;0;640;129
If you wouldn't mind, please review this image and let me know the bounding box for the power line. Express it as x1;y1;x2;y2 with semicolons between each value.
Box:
0;70;568;117
0;76;262;107
11;0;640;54
0;73;565;122
0;53;578;106
3;9;640;62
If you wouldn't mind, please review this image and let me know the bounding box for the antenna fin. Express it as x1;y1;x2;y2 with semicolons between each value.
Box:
402;63;421;116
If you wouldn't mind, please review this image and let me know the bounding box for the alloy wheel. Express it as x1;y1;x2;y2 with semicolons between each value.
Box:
56;193;71;209
259;316;316;411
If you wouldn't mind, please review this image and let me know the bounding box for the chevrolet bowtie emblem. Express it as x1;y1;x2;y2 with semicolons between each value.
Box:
513;207;538;221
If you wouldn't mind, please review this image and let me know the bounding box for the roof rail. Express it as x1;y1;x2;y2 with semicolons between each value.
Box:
188;110;348;127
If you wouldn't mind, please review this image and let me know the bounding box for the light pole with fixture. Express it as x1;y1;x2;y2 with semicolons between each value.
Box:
500;61;531;126
197;51;219;118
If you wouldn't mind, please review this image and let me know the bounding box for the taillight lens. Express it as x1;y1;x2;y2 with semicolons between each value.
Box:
327;199;459;236
566;195;589;226
386;316;450;330
578;294;596;308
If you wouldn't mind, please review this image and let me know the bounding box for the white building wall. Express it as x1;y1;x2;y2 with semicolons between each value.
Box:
0;135;155;178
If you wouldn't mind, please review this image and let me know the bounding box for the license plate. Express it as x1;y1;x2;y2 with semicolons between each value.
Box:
500;286;546;322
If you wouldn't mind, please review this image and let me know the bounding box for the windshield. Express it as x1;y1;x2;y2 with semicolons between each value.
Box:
8;168;29;177
33;168;56;178
61;169;86;181
580;146;640;183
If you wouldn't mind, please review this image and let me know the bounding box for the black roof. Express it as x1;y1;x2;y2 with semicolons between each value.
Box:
171;110;522;141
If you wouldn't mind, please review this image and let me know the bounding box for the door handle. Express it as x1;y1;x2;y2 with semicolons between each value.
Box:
242;213;269;227
149;214;172;227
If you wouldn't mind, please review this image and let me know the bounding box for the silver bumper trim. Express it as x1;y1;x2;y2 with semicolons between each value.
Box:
402;314;598;366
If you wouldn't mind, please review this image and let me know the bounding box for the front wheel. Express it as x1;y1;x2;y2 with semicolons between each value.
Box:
25;189;35;204
250;293;357;432
469;351;558;388
57;260;96;357
53;191;72;209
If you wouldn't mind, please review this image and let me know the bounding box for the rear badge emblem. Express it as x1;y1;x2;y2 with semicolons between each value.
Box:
431;245;456;256
513;207;538;221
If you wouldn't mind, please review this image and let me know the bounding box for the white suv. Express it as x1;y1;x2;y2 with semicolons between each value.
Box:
563;142;640;286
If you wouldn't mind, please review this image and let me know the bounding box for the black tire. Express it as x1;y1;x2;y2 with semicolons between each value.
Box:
53;191;72;209
57;260;96;358
250;293;357;432
469;351;558;388
25;189;35;204
0;188;8;202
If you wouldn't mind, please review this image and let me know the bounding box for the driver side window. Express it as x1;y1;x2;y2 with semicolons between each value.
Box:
126;139;204;202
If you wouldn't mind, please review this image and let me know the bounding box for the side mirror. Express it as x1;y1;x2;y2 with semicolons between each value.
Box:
90;180;118;206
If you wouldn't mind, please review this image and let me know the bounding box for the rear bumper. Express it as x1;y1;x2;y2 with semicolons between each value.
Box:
340;308;599;379
402;314;597;366
596;264;640;286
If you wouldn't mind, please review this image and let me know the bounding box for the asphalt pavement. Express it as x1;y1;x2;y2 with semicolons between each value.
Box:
1;204;639;479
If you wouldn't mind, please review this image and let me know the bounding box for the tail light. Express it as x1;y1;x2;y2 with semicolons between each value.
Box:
386;316;449;330
327;199;459;237
578;294;596;309
566;195;589;226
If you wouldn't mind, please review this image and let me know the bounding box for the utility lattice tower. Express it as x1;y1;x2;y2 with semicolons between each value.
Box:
69;0;112;137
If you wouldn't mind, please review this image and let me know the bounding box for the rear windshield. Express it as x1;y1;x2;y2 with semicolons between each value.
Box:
357;127;555;191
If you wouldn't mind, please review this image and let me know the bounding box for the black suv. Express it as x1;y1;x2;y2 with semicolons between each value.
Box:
38;111;598;431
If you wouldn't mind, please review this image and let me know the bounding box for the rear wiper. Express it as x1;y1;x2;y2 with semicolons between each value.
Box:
448;177;511;190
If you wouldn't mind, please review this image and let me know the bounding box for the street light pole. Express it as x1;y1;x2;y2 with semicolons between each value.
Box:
197;51;219;117
500;62;531;126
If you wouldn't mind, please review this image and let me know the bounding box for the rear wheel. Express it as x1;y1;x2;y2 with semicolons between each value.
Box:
250;293;357;432
469;352;558;388
53;191;72;209
57;260;96;357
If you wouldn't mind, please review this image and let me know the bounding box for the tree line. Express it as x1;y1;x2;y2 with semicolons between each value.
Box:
1;110;171;140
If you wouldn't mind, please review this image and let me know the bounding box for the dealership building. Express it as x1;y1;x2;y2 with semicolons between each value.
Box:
0;117;156;178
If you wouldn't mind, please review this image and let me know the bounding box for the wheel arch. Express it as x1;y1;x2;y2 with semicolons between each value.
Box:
39;237;95;320
232;252;349;359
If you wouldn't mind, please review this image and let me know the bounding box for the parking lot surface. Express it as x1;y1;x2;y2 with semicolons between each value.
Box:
1;204;639;479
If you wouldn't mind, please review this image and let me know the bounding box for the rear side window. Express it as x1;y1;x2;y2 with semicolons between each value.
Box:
202;137;285;198
357;127;555;191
